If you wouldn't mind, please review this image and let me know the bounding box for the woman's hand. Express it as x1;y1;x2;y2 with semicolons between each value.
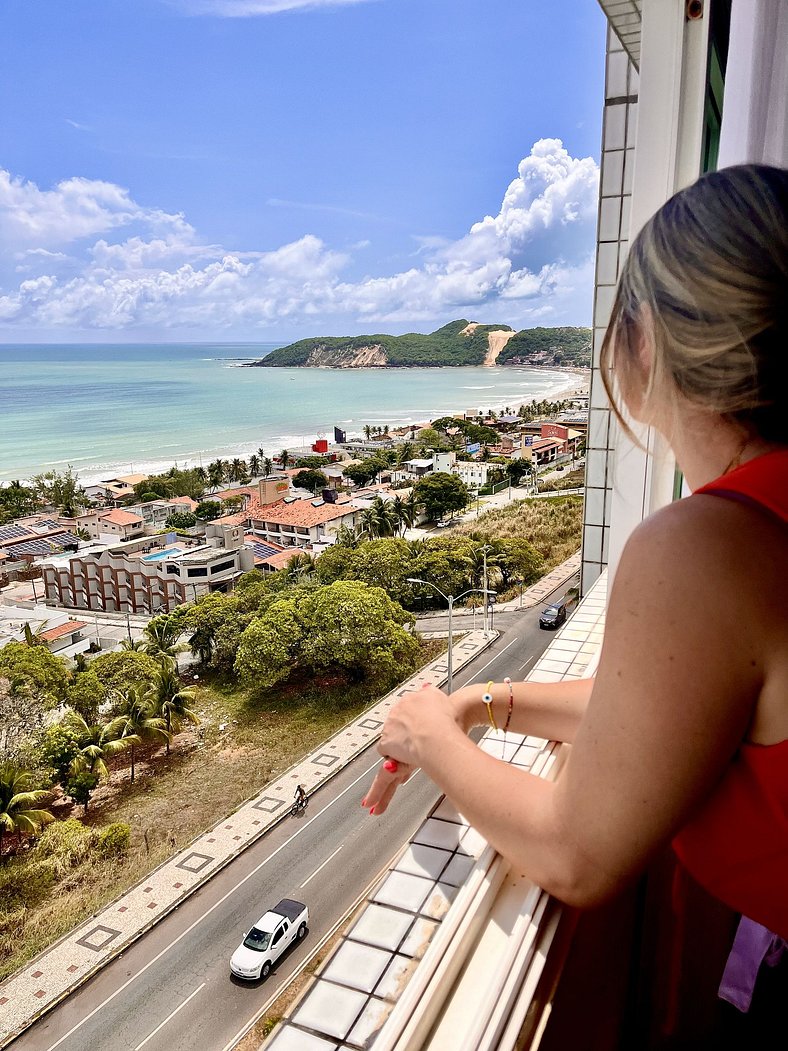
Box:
362;684;466;816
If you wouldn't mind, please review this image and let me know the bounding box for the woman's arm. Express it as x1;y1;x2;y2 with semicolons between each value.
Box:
366;496;766;906
450;677;593;743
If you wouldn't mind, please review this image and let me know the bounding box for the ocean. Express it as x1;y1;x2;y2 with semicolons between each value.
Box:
0;343;581;483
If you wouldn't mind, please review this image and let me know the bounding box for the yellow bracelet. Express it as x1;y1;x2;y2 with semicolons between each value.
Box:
483;680;498;731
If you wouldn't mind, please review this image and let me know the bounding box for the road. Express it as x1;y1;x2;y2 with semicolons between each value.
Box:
10;603;561;1051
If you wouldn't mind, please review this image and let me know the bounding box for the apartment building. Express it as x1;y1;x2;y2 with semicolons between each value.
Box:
41;536;253;613
248;498;360;548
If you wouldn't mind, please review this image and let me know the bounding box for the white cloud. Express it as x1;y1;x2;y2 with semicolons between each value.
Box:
183;0;372;16
0;138;598;335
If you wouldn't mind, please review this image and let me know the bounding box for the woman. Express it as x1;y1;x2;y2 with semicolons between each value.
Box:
362;164;788;940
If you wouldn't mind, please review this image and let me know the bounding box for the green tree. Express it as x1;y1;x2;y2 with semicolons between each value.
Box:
413;473;470;522
0;480;38;524
141;615;187;665
358;496;398;540
113;686;170;783
62;714;131;810
138;490;162;503
506;459;534;487
148;665;199;753
40;723;83;784
221;496;244;514
165;510;197;530
182;592;240;665
235;598;305;689
31;467;87;516
65;671;105;724
300;581;418;689
499;539;544;588
248;454;261;478
292;469;328;493
196;499;223;521
0;762;53;859
343;458;387;488
0;642;70;708
89;651;160;698
294;455;328;469
279;449;291;470
262;456;273;477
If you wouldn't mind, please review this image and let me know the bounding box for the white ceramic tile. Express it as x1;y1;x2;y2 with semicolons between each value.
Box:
266;1028;339;1051
594;283;616;328
396;843;452;882
373;871;433;913
538;658;571;674
349;904;413;952
626;103;638;147
596;240;619;285
346;996;391;1049
601;150;624;197
598;197;622;241
621;195;632;239
440;851;476;887
584;485;607;527
588;408;611;450
527;669;563;683
432;796;468;825
413;817;467;852
292;982;367;1041
583;524;603;563
322;941;392;993
607;48;630;97
375;954;419;1001
421;882;458;920
399;916;438;959
603;103;626;149
459;825;488;859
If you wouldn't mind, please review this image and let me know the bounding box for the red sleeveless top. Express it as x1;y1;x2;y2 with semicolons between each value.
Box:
672;449;788;938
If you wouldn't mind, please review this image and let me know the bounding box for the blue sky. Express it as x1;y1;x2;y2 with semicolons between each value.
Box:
0;0;606;341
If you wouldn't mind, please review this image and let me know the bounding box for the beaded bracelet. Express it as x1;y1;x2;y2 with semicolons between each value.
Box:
503;677;514;733
482;680;498;731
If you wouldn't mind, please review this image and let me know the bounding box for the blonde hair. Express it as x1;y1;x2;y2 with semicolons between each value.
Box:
601;164;788;442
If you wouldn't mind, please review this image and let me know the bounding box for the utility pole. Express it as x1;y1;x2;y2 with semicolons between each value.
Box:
482;544;490;632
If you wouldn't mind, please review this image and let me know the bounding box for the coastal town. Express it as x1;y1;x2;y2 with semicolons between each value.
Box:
0;393;587;626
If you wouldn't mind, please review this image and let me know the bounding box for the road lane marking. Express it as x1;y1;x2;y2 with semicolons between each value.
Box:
299;844;343;889
133;983;205;1050
519;656;536;672
43;762;379;1051
458;638;518;685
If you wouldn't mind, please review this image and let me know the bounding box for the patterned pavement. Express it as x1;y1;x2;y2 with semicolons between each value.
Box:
0;630;497;1047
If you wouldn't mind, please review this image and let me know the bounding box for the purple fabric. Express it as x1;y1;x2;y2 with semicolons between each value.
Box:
718;916;787;1012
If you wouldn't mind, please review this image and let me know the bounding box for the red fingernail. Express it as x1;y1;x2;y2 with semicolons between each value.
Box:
370;807;376;815
383;760;398;773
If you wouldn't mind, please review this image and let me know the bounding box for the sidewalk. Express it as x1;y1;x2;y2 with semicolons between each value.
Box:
0;630;497;1047
416;549;581;621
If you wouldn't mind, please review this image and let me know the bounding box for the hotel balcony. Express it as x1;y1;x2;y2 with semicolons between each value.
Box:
262;2;787;1048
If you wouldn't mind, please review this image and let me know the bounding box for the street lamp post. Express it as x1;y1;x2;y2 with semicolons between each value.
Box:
407;579;494;694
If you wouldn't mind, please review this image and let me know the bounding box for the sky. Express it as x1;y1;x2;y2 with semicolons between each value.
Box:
0;0;606;342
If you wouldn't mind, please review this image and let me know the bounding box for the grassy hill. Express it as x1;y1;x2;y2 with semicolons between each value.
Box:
251;320;591;369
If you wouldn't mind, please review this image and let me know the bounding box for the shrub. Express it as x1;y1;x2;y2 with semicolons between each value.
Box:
96;822;131;856
36;818;94;871
0;858;55;910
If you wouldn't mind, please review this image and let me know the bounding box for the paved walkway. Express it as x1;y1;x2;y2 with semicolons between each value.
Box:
0;631;496;1047
416;549;581;621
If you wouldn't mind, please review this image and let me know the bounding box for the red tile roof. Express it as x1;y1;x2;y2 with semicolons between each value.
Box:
39;620;88;641
99;509;145;527
250;500;356;528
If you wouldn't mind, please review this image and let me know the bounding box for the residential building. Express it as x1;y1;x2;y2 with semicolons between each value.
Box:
0;604;90;658
83;473;148;503
75;508;146;543
248;498;360;548
41;535;253;613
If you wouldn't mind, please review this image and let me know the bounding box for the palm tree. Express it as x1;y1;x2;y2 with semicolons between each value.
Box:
358;496;397;540
248;453;261;478
141;616;187;665
229;458;247;483
118;637;145;652
113;686;170;783
285;551;316;584
65;713;132;809
149;665;199;755
207;461;224;492
363;425;372;440
0;762;53;860
279;449;291;470
22;621;48;647
262;456;273;477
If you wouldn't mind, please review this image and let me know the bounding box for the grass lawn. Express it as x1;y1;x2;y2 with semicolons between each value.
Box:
0;640;444;981
455;494;583;572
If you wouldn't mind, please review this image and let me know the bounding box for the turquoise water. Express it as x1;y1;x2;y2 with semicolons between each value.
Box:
0;343;578;483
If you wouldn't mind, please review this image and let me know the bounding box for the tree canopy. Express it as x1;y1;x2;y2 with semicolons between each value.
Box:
413;472;470;522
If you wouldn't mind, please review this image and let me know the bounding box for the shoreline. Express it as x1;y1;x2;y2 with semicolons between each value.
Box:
3;367;589;486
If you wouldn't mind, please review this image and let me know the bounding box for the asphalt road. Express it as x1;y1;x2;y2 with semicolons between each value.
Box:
10;602;562;1051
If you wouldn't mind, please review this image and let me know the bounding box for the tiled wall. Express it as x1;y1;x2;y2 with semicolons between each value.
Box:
582;27;638;595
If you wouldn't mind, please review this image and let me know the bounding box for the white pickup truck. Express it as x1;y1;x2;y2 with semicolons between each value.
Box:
230;898;309;980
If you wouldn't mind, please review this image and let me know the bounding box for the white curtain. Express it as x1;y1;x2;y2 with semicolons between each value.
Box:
718;0;788;167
